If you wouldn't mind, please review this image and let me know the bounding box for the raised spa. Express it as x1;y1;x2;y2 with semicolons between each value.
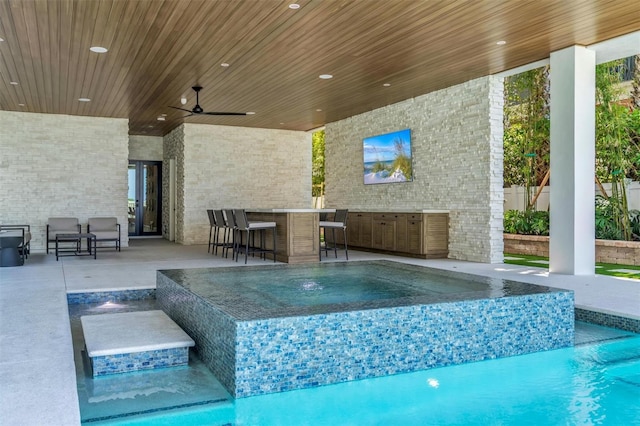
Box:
157;261;574;398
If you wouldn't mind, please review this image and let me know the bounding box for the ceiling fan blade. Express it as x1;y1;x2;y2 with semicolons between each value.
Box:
169;106;193;113
184;113;194;118
203;112;247;116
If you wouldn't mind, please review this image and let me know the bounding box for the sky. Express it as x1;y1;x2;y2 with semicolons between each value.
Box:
363;128;411;163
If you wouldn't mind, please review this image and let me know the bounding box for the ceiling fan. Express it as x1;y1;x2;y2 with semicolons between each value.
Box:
169;85;246;117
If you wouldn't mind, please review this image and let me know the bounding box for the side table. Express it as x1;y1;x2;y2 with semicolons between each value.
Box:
56;233;97;261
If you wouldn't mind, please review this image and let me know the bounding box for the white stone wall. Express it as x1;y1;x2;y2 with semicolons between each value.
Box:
163;123;311;245
325;76;504;262
129;135;163;161
0;111;130;251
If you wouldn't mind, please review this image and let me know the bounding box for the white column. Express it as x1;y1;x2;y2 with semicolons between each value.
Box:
549;46;596;275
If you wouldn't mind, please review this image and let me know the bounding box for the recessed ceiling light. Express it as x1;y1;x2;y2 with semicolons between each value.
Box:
157;116;165;121
90;46;108;53
316;109;322;112
180;96;187;105
496;40;506;45
383;83;391;87
161;113;167;117
0;37;4;42
319;74;333;79
18;103;25;107
221;63;230;67
147;125;154;128
246;111;256;115
10;81;18;85
289;3;300;9
78;97;91;102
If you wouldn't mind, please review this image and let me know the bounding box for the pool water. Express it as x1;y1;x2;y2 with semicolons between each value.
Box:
71;301;639;425
160;261;563;316
214;261;489;306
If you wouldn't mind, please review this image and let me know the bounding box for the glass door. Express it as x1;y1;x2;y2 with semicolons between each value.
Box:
128;161;162;236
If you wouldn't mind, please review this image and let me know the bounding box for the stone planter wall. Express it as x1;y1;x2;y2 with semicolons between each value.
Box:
504;234;550;258
504;234;640;265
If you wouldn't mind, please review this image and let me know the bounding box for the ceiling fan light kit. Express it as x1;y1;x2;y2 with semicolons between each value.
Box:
169;86;247;117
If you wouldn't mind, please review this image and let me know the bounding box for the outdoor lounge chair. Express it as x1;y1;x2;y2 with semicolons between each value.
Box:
46;217;81;253
87;217;121;251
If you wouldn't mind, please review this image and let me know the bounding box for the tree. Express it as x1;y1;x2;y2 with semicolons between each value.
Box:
504;56;640;240
312;129;325;197
631;55;640;109
595;58;640;239
503;66;550;209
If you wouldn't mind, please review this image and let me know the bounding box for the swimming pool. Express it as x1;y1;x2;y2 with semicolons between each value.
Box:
81;322;639;425
157;261;574;397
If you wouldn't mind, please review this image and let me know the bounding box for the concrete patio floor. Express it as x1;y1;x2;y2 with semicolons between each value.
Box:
1;238;638;425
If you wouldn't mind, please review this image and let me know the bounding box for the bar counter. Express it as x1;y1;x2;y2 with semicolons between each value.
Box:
246;209;334;264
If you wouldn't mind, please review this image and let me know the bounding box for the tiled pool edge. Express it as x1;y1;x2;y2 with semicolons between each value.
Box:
575;307;640;333
90;347;190;376
157;272;574;398
67;289;156;304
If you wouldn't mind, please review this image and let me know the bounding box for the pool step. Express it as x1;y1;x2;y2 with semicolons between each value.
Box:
81;310;195;376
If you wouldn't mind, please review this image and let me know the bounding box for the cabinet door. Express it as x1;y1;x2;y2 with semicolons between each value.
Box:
371;220;385;249
359;213;372;247
394;214;408;252
347;213;360;246
407;218;423;254
372;214;397;251
381;221;397;251
424;213;449;256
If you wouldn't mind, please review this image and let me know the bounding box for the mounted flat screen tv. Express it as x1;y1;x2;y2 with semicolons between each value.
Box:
363;128;413;185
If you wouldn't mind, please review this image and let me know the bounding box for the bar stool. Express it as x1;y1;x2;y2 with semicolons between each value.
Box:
233;209;277;264
207;209;217;253
212;210;229;256
319;209;349;260
222;209;237;259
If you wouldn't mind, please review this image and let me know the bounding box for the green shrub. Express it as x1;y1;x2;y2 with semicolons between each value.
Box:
503;210;549;236
629;209;640;240
505;198;640;241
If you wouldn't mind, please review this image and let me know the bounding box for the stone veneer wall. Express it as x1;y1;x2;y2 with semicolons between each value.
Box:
163;126;185;241
324;76;504;262
163;124;311;244
0;111;129;250
129;135;163;161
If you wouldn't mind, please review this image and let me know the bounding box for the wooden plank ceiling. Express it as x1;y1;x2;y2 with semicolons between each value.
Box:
0;0;639;136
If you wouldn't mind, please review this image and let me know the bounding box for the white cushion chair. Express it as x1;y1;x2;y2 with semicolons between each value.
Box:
87;217;121;251
46;217;80;253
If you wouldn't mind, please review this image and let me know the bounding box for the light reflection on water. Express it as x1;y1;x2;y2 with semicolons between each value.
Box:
299;281;323;291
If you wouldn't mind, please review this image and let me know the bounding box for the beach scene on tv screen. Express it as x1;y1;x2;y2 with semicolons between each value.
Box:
363;128;413;184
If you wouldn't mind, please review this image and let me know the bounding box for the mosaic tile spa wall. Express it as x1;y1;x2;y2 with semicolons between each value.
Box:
157;271;574;398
